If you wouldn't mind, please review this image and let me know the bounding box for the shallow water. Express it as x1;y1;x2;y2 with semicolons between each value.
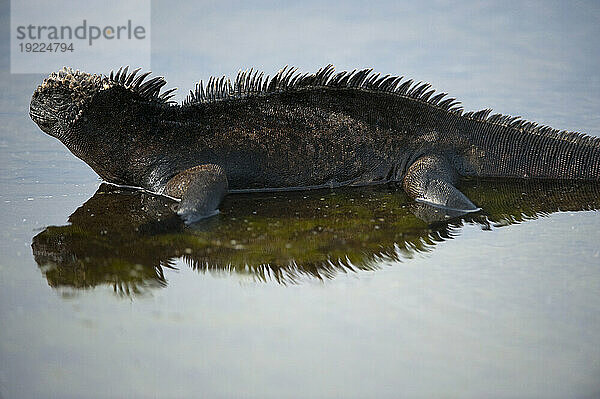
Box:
2;1;600;398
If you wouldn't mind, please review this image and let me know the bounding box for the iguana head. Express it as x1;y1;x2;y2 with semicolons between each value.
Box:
30;67;175;140
30;68;105;138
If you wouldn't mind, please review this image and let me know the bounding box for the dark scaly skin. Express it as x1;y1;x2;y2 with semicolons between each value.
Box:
164;164;228;218
29;66;600;220
87;88;410;191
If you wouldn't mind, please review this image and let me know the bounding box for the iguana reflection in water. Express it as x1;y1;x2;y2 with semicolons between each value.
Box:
32;180;600;296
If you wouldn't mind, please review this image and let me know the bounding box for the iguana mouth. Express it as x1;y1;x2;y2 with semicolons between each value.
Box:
29;104;53;133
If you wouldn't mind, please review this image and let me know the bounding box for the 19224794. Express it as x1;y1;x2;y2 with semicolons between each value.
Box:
19;42;74;52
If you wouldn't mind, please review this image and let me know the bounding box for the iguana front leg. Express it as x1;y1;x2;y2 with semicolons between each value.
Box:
163;164;228;224
402;155;480;214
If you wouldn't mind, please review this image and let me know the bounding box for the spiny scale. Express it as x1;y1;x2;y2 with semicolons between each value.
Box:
107;66;174;102
100;64;599;149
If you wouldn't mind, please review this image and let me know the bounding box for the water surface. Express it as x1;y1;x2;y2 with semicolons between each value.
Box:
1;1;600;398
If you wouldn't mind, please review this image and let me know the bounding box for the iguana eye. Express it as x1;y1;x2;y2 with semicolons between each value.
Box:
53;96;67;106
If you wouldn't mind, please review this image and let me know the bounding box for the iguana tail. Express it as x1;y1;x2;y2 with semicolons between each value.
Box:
459;115;600;180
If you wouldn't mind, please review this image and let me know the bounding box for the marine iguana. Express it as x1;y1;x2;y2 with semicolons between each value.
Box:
29;65;600;223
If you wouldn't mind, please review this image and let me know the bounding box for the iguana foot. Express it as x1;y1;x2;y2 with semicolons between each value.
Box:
163;164;228;224
403;155;480;214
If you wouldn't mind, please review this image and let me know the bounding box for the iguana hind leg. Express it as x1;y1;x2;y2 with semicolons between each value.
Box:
163;164;228;224
403;155;480;213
